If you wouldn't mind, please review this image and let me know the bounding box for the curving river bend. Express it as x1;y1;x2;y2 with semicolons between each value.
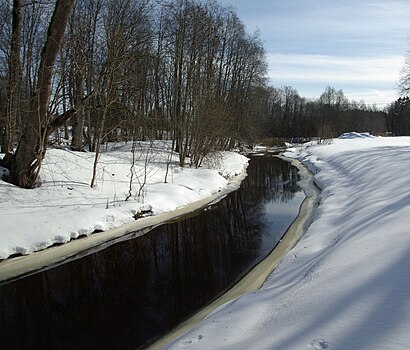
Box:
0;154;304;349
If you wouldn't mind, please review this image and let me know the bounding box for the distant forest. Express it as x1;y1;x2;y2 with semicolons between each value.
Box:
0;0;409;188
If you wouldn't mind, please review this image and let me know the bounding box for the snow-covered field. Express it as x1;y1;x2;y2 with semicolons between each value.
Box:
0;141;248;260
164;134;410;350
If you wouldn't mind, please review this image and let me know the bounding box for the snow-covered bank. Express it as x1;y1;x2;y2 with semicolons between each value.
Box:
164;135;410;350
0;141;248;261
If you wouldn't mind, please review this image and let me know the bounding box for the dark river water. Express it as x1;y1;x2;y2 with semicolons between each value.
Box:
0;154;304;350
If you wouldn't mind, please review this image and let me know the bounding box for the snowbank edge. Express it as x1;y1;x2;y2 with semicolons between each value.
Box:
0;170;248;284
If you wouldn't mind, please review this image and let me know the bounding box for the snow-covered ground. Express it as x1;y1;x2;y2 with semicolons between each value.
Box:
164;134;410;350
0;141;248;260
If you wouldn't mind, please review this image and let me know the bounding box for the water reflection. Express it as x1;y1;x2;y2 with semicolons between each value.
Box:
0;155;303;350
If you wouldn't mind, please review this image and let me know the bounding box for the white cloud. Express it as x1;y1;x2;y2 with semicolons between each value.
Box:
267;53;404;84
344;89;400;106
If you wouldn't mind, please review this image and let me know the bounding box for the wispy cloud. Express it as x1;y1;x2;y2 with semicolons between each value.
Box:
344;89;399;106
266;53;404;103
267;53;404;84
231;0;410;56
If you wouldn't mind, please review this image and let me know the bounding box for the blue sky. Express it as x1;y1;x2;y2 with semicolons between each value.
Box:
217;0;410;105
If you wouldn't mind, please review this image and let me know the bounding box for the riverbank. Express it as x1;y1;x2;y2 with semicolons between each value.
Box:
148;156;320;349
162;134;410;350
0;141;248;281
0;152;306;350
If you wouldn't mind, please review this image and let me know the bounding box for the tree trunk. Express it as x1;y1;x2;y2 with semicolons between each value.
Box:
10;0;74;188
71;74;84;151
90;107;108;188
2;0;22;154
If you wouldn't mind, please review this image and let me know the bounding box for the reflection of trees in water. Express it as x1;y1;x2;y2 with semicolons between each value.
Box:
230;155;301;261
0;249;159;349
243;155;300;203
0;157;301;349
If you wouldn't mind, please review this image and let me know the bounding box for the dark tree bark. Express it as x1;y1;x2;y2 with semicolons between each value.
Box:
71;74;84;151
9;0;74;188
2;0;22;154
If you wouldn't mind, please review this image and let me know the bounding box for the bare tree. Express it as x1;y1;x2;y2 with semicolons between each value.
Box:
90;0;152;188
1;0;21;155
7;0;74;188
399;53;410;95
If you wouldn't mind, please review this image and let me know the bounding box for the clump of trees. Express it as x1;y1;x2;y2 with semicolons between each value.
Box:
389;53;410;136
386;97;410;135
0;0;267;188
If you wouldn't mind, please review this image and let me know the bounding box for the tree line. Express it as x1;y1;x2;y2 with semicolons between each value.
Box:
254;85;389;143
0;0;408;189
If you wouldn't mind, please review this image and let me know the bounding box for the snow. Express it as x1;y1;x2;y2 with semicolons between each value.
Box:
338;131;376;139
3;134;410;349
164;135;410;350
0;141;249;260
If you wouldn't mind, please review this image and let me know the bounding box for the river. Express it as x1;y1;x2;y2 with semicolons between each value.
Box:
0;154;304;349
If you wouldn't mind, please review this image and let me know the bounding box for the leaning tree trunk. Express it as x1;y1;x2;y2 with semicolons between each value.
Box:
10;0;74;188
